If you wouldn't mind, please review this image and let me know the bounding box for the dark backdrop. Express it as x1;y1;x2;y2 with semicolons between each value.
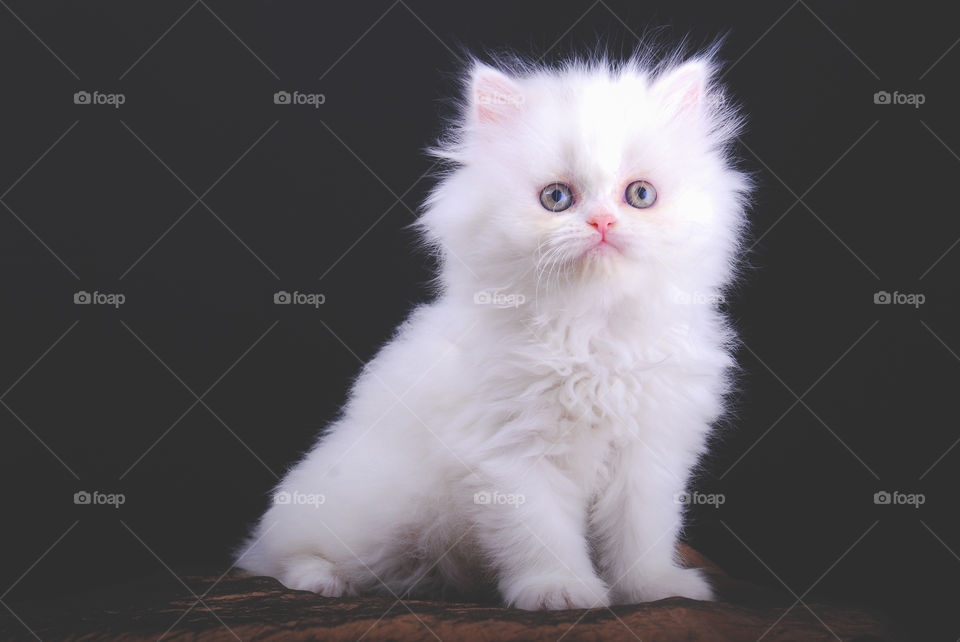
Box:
1;1;957;638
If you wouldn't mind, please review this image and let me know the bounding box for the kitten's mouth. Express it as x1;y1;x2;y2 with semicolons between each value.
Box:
585;237;621;256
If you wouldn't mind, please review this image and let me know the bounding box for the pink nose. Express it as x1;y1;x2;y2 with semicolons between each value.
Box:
589;213;616;239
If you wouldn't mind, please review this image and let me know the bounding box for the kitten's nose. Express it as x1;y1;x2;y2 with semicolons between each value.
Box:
588;213;616;240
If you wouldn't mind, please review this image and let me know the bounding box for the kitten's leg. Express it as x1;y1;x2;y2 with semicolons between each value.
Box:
471;460;610;610
236;455;407;598
592;439;713;603
236;502;361;598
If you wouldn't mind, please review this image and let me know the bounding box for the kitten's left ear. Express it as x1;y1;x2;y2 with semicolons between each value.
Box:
469;63;525;125
652;59;712;120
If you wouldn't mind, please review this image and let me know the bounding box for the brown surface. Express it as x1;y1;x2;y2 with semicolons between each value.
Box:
0;546;896;641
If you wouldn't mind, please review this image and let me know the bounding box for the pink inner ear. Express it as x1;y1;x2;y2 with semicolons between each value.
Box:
674;80;702;115
658;64;707;119
475;75;523;123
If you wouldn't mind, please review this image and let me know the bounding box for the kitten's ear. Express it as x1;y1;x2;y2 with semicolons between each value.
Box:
469;63;525;125
653;59;711;120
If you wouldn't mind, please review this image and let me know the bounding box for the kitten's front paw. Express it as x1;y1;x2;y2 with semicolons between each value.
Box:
614;566;713;604
505;574;610;610
280;557;354;597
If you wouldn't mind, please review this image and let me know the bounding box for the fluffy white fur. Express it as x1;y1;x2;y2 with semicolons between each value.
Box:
237;49;750;610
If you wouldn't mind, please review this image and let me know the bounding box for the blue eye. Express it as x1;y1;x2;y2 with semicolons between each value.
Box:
625;180;657;209
539;183;574;212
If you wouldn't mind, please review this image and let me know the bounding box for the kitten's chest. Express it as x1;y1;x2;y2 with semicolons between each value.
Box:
552;354;650;437
468;318;714;446
521;333;676;439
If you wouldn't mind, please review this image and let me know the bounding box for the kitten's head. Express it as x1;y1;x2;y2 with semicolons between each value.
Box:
421;51;750;308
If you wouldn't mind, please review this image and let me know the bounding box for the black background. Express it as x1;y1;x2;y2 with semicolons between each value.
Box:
1;1;957;639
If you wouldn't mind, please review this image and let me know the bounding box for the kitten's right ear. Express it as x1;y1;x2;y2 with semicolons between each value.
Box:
652;58;712;121
469;63;525;125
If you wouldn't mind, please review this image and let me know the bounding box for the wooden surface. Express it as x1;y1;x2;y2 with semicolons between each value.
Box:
0;547;897;641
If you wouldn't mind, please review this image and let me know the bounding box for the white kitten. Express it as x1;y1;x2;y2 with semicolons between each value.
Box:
237;49;750;610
